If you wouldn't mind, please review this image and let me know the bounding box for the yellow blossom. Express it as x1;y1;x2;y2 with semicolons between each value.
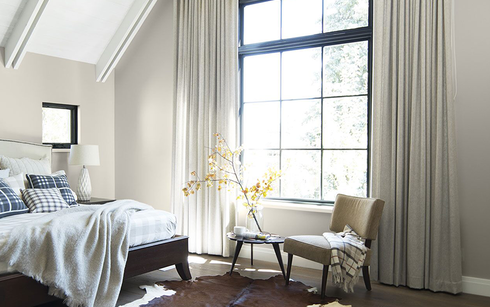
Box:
182;133;282;219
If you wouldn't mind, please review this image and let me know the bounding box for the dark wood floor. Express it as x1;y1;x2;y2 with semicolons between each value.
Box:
116;254;490;307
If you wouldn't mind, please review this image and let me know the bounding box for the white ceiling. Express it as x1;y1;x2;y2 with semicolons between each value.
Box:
0;0;25;47
28;0;136;64
0;0;155;80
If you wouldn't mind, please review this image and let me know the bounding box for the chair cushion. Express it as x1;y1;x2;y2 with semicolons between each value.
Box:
284;234;372;266
284;235;332;265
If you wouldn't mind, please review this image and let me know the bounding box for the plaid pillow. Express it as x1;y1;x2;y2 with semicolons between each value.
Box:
22;188;69;213
26;174;77;206
0;179;28;218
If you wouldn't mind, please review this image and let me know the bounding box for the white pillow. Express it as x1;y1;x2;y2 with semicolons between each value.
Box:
1;173;24;197
52;170;66;176
0;156;51;176
0;169;10;178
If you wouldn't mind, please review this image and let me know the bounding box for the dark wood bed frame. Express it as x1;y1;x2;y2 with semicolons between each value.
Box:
0;235;191;307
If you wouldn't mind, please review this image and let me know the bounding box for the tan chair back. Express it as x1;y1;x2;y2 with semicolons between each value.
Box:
329;194;385;240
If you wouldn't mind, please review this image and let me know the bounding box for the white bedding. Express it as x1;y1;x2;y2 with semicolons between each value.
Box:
0;206;177;274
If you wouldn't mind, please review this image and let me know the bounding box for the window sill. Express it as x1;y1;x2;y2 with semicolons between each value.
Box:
52;148;70;153
261;200;333;214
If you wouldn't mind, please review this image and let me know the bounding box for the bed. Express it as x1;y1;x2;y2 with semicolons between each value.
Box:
0;139;191;307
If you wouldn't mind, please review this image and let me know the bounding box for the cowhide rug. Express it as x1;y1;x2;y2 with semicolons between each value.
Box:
133;272;340;307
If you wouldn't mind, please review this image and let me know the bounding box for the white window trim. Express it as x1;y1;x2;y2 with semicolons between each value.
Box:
261;199;333;214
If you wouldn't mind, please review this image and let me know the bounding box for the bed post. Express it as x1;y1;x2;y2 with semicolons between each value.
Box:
124;235;192;280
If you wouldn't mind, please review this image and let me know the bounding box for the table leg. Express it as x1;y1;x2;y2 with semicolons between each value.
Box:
229;241;243;275
272;243;286;279
251;243;253;266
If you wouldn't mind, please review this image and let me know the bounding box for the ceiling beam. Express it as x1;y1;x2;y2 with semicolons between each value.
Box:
95;0;157;82
4;0;49;69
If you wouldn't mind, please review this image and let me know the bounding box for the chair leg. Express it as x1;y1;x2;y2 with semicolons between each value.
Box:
285;253;293;285
362;266;371;291
321;265;329;299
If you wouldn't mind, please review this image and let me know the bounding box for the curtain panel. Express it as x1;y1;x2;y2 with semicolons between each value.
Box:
371;0;462;293
172;0;239;257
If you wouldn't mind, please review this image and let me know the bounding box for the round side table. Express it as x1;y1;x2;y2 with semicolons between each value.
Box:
227;232;286;279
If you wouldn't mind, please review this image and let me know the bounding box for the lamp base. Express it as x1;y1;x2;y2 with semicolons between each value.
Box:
77;166;92;201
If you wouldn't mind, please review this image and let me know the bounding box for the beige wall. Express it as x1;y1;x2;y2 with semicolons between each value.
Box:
0;49;115;198
454;0;490;280
114;0;174;211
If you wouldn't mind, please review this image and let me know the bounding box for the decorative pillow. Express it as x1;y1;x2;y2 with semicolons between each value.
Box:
0;179;28;218
1;173;24;197
70;188;78;201
25;174;77;206
26;170;78;203
22;188;69;213
0;169;10;178
26;170;66;188
0;156;51;176
50;170;78;201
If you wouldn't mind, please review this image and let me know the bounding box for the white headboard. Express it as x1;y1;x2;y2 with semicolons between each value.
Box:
0;139;52;163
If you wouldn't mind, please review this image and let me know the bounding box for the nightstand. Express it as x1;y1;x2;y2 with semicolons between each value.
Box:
78;197;116;205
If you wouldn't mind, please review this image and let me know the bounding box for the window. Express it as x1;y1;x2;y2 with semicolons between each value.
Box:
239;0;372;203
42;102;78;149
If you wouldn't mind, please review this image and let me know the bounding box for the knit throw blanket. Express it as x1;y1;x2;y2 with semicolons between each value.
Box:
323;225;367;293
0;200;152;307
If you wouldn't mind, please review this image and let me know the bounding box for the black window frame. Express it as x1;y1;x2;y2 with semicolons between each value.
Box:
42;102;78;149
239;0;373;205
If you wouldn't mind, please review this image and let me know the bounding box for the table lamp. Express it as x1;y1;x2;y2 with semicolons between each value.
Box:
69;145;100;201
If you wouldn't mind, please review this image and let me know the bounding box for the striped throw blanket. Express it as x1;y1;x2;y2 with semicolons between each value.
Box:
323;225;367;293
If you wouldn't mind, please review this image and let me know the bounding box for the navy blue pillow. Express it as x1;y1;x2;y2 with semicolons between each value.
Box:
0;179;28;218
26;174;77;207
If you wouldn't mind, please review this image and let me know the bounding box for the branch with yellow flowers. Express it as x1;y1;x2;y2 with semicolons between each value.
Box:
182;133;281;233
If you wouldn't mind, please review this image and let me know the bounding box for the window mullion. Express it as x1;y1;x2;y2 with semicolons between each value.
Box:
320;46;324;201
279;0;283;40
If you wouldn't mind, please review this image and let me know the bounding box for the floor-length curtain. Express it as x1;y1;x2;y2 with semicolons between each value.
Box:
371;0;462;293
171;0;238;257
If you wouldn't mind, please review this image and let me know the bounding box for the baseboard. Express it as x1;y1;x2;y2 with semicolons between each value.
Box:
462;276;490;297
238;245;490;297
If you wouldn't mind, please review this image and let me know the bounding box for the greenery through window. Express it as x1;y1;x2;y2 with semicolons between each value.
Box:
42;102;78;149
239;0;372;203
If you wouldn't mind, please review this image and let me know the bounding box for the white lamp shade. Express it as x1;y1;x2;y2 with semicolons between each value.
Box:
69;145;100;166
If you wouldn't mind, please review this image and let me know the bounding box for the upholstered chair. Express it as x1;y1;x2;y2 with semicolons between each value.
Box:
284;194;385;299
